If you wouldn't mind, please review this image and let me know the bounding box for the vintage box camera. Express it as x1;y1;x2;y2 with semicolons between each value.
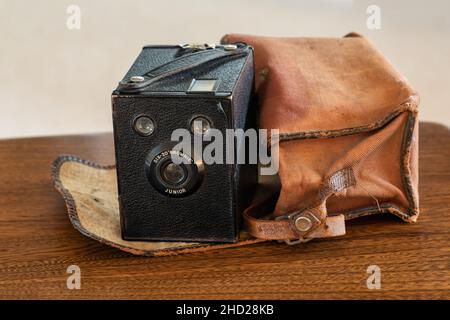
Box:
112;43;257;243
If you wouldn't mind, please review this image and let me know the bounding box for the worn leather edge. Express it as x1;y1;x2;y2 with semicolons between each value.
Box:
277;97;418;141
51;155;265;257
400;111;419;221
342;203;415;221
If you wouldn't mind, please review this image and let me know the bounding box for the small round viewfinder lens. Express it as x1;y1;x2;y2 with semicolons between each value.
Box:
134;116;155;136
190;117;211;135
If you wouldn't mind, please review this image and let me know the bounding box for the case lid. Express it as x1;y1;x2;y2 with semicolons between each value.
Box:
222;33;419;135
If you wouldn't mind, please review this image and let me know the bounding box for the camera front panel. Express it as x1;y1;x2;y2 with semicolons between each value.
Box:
112;95;237;242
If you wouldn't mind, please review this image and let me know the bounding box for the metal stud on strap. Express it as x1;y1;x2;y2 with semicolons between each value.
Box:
294;216;313;232
275;209;323;245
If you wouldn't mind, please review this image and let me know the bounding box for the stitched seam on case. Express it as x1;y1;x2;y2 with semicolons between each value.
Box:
399;112;420;218
276;97;418;142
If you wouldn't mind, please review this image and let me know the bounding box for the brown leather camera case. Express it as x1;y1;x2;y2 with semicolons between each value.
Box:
222;33;419;244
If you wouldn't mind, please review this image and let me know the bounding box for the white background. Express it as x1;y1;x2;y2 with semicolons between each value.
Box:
0;0;449;139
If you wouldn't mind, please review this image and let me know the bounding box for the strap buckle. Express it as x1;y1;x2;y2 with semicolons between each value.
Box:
275;209;322;245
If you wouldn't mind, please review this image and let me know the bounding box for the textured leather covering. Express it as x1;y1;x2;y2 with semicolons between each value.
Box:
222;33;419;242
113;96;237;242
117;46;249;93
52;156;263;256
118;45;251;94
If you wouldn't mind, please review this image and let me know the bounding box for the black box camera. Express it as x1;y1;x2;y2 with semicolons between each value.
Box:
112;43;257;242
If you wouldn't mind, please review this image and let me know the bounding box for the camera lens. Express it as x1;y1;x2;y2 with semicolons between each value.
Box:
145;143;204;197
161;162;186;186
134;116;155;136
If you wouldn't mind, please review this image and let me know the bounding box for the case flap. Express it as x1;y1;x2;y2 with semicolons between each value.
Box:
52;156;264;256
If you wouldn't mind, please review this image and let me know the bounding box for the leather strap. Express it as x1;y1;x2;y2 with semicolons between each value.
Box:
117;44;249;92
243;202;346;245
243;168;355;244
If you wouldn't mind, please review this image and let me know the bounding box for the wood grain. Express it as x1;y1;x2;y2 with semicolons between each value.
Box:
0;123;449;300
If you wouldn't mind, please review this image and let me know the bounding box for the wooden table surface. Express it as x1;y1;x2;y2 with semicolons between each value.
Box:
0;122;449;300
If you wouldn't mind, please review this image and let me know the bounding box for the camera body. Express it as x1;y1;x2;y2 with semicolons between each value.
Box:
112;44;257;243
